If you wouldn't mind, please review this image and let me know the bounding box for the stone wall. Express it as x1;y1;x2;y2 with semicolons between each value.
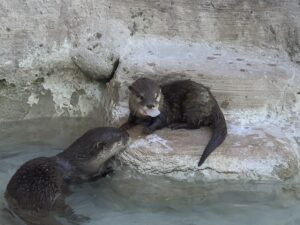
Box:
0;0;299;122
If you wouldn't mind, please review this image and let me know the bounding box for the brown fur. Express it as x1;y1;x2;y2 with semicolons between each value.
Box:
5;127;129;225
120;78;227;167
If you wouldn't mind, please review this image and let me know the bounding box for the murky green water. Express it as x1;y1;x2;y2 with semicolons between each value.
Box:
1;118;300;225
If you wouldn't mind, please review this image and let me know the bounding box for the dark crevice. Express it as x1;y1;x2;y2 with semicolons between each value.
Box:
146;166;238;176
200;166;238;175
105;57;120;83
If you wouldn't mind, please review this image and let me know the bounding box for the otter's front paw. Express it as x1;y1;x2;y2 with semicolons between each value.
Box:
168;123;190;130
120;123;131;131
142;126;154;135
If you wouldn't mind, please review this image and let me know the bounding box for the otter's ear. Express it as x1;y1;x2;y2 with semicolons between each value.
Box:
128;85;137;95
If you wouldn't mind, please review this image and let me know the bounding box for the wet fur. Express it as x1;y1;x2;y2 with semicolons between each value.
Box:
5;127;129;225
121;78;227;167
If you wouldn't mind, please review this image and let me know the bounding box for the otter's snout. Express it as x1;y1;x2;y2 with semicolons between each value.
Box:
146;104;155;109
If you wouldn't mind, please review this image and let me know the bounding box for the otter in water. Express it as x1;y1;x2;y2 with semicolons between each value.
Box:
5;127;129;225
120;78;227;167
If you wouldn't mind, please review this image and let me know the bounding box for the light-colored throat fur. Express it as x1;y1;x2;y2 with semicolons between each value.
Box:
129;92;163;118
85;142;126;173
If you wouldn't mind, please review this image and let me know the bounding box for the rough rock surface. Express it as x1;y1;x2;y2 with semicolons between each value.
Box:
71;45;119;81
0;0;299;181
110;38;300;181
119;125;298;181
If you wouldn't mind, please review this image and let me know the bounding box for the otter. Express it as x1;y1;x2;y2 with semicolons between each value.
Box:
120;78;227;167
5;127;129;225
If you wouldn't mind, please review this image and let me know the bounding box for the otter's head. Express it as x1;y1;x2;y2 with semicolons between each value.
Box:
129;78;161;118
93;127;130;157
60;127;130;165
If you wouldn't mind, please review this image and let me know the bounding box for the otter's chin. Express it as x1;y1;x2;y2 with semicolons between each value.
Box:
145;108;160;117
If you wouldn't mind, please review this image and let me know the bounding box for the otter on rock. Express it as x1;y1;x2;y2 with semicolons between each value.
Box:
120;78;227;167
5;127;129;225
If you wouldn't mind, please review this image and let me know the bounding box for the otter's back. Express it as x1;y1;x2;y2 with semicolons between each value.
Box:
6;157;64;211
162;80;209;102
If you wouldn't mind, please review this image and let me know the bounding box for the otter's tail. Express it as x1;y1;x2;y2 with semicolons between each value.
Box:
198;106;227;167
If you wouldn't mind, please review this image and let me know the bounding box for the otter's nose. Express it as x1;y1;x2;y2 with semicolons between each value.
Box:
146;104;155;109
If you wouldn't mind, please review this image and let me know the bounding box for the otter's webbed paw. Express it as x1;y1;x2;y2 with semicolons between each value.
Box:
57;201;90;225
142;126;154;135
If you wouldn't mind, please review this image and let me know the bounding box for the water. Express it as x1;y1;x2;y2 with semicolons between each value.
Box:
0;118;300;225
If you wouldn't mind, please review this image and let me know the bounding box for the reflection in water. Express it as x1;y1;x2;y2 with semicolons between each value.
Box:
0;118;300;225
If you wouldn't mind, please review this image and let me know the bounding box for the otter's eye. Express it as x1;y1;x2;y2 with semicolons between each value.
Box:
138;95;144;101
